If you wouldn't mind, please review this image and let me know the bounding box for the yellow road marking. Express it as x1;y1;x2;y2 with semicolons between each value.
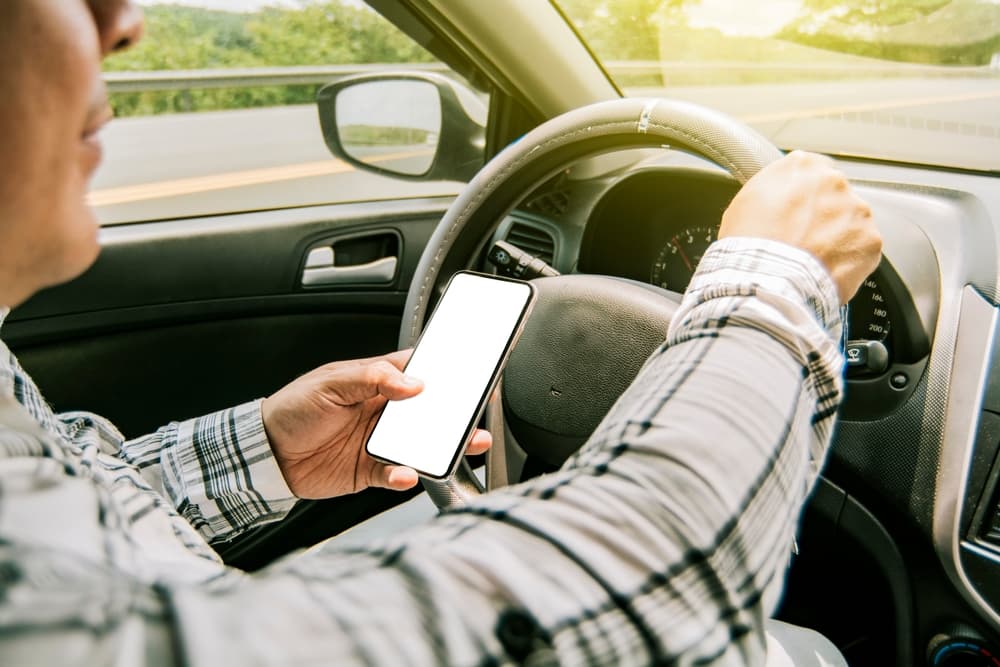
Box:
88;159;354;206
88;149;432;206
741;89;1000;124
90;88;1000;207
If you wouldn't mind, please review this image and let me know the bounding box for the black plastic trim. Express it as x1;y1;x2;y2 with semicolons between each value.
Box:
3;293;408;347
9;198;448;323
802;477;916;667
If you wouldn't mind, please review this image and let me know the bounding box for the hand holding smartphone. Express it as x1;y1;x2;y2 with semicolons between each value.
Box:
365;272;535;479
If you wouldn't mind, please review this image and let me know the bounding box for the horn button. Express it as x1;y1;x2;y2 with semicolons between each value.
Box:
502;275;680;467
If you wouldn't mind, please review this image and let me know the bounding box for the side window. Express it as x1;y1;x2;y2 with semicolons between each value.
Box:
94;1;488;225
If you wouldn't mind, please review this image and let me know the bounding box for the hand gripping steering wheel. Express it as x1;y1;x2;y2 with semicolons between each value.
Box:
398;98;783;511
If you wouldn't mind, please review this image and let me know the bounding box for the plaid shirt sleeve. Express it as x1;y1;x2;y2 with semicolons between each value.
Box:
167;237;845;666
119;400;297;543
0;236;845;666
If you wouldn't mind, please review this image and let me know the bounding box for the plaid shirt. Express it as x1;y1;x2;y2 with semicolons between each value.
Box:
0;237;842;666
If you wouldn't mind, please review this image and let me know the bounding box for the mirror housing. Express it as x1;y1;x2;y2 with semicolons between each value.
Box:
317;72;486;182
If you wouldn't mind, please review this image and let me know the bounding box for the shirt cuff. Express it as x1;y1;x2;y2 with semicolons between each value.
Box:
166;399;296;543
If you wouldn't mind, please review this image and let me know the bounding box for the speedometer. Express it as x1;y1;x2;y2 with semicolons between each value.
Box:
848;277;891;343
651;229;892;348
650;225;716;292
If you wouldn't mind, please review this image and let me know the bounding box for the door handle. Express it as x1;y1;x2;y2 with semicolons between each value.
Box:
301;254;397;286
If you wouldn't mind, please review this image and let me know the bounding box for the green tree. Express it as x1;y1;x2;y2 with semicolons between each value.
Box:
245;3;431;65
106;6;256;70
796;0;951;28
103;1;434;116
558;0;671;60
781;0;1000;64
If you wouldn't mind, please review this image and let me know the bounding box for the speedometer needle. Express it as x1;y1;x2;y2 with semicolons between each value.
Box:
673;236;693;273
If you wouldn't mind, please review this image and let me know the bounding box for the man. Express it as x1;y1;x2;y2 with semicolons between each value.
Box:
0;1;880;665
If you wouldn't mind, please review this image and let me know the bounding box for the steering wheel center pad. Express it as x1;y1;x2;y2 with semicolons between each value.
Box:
504;274;679;467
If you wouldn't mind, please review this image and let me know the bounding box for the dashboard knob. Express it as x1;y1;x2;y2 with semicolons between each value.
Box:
845;339;890;375
927;628;1000;666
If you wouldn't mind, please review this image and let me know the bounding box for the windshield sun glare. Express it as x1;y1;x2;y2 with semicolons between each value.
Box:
557;0;1000;172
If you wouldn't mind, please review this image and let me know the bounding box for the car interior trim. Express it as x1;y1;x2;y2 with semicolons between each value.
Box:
8;198;452;324
416;0;617;117
936;286;1000;628
3;293;409;348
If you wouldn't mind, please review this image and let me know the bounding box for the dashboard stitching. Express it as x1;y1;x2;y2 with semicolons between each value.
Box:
637;100;658;134
642;121;746;181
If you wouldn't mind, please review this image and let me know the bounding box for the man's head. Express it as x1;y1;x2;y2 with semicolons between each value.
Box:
0;1;143;309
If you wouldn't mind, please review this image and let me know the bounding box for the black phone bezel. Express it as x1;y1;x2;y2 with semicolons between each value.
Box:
364;270;536;480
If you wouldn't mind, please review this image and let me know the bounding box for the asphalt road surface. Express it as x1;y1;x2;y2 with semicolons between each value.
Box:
91;76;999;225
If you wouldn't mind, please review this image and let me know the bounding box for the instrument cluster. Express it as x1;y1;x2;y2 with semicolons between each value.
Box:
575;166;928;395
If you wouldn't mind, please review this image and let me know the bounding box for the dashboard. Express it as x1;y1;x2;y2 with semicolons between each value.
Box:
490;150;1000;664
572;165;938;421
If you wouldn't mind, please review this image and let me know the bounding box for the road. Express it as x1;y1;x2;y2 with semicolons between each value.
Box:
90;105;461;224
90;76;999;224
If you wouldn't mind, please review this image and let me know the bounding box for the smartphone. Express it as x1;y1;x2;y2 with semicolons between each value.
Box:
365;271;536;479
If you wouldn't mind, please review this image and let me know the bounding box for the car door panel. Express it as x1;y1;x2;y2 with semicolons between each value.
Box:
12;313;400;438
3;197;454;567
7;198;447;439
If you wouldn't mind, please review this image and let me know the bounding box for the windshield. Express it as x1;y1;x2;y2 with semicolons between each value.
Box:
557;0;1000;173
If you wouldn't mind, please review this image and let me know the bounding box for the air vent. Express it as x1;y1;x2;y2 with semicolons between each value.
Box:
524;190;571;217
506;223;556;265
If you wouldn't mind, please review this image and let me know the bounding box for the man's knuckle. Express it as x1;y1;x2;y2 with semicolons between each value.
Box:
870;233;884;254
830;174;849;192
362;364;383;384
788;150;812;166
371;360;397;379
851;192;871;210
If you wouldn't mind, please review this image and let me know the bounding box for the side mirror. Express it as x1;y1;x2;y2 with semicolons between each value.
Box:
317;72;486;182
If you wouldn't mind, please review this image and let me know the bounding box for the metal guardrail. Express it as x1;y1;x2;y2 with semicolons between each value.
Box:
104;60;996;93
606;59;994;75
103;63;450;92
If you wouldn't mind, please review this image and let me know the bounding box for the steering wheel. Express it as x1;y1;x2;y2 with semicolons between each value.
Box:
398;97;783;511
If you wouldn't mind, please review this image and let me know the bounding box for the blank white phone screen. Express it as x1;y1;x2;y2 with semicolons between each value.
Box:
366;273;533;478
